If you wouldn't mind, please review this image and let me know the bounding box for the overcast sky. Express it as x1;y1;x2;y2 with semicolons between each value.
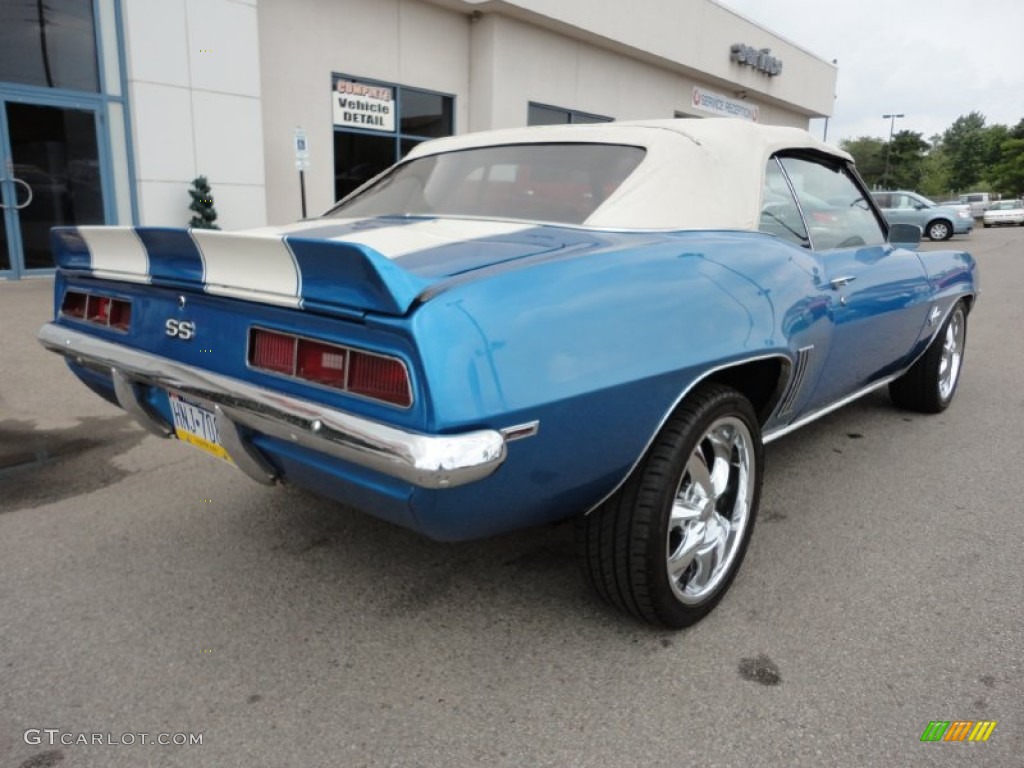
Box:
716;0;1024;147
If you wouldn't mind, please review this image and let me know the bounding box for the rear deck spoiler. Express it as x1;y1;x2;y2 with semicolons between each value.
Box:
51;226;432;317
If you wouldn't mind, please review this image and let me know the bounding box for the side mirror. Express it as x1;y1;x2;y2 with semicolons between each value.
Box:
889;223;922;249
914;203;927;210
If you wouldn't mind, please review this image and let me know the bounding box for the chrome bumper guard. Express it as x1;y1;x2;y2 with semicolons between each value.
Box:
38;323;507;489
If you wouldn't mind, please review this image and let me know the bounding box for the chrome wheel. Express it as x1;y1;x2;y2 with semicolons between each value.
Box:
577;383;763;627
938;307;965;401
927;220;952;241
666;416;755;604
889;299;969;414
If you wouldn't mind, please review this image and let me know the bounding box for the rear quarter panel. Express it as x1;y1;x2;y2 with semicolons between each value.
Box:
404;230;828;539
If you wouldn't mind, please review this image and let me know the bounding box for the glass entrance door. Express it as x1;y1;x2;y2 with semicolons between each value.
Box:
0;99;106;277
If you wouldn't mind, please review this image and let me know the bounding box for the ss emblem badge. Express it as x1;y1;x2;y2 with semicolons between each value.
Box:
165;318;196;340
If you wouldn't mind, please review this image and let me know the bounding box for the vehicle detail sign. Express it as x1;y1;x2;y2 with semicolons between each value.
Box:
691;86;759;122
332;78;395;132
168;392;232;463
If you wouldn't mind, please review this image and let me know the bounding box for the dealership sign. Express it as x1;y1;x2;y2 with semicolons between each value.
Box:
332;78;395;132
691;87;759;122
730;44;782;76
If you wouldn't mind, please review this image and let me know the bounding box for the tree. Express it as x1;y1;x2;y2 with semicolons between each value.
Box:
188;176;220;230
840;136;886;188
918;145;951;199
989;137;1024;198
942;112;988;192
885;130;929;190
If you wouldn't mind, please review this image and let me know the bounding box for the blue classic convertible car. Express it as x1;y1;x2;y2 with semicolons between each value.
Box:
39;119;976;628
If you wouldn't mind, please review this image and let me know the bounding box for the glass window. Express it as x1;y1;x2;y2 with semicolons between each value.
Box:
332;75;455;203
0;0;99;92
334;131;397;201
400;89;452;138
759;158;809;248
6;102;104;269
528;104;570;126
528;103;612;126
329;143;646;225
777;155;886;250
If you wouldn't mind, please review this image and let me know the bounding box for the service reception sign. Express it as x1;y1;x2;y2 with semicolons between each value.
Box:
691;86;759;122
333;78;395;132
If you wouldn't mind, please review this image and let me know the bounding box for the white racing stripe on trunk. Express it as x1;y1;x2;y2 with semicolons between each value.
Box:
330;219;535;259
79;227;151;283
191;230;301;307
242;218;359;236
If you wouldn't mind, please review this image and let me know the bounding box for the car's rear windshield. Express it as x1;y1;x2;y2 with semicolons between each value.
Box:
327;143;646;225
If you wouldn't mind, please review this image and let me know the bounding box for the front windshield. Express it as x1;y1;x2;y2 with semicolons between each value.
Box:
993;200;1022;210
327;143;646;225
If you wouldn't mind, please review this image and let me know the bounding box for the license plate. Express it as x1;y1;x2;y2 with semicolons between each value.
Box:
168;392;233;463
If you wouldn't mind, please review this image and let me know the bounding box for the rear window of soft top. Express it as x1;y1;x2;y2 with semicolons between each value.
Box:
327;143;647;226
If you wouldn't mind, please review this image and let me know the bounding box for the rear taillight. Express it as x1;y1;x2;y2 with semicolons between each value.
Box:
87;295;111;324
249;328;412;408
62;290;132;332
108;300;132;331
297;338;348;388
60;290;88;318
348;350;412;407
250;329;295;375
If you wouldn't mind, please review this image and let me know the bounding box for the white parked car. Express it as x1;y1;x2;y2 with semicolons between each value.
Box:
982;199;1024;227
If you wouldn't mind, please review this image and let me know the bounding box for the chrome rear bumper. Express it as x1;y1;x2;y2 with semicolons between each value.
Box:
38;323;507;489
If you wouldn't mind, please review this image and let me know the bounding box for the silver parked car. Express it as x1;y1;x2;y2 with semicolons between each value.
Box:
959;192;995;219
982;199;1024;227
872;190;973;241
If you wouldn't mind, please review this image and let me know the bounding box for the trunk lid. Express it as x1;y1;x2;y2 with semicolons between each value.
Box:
52;216;591;317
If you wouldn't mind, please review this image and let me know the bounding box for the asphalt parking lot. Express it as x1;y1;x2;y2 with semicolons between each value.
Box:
1;227;1021;768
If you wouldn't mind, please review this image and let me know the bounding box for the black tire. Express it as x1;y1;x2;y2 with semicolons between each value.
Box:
926;219;953;241
576;383;763;628
889;300;967;413
983;222;991;228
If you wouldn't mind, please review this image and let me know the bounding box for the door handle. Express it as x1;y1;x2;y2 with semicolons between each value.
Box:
829;275;856;290
0;176;33;210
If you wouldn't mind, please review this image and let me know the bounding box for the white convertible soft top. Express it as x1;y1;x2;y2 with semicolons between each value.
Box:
404;118;852;232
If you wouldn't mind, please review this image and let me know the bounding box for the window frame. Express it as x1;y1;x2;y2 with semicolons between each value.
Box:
527;101;612;126
771;150;890;252
759;156;810;249
331;73;456;165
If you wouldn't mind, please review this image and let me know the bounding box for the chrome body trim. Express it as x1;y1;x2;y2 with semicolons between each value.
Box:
762;376;896;444
500;421;540;441
776;345;813;417
763;295;973;444
828;275;857;290
38;323;508;490
214;405;278;485
111;369;173;437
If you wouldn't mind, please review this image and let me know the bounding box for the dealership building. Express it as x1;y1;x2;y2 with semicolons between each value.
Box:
0;0;837;279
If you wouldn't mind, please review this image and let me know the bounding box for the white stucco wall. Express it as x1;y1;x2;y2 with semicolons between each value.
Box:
122;0;267;230
257;0;472;225
457;0;837;117
468;15;812;132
